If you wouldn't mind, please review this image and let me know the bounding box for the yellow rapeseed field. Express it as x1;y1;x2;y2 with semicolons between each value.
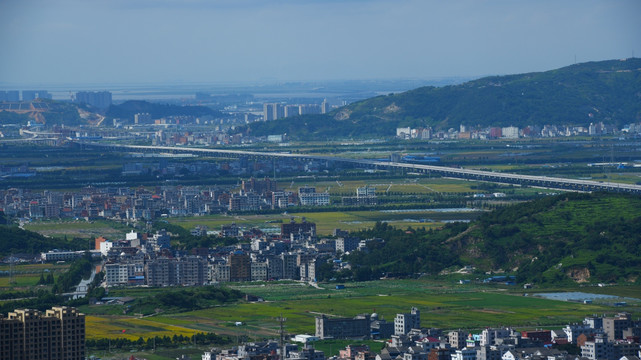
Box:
85;315;200;340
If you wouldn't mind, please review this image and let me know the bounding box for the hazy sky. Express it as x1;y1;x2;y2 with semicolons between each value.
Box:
1;0;640;85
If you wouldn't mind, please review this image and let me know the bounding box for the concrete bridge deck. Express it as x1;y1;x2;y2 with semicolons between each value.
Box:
83;142;641;194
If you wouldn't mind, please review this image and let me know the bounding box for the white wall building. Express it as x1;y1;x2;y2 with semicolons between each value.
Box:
501;126;519;139
300;192;330;206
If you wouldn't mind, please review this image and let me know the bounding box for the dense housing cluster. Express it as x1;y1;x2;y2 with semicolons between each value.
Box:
396;121;641;141
210;312;641;360
0;177;357;223
81;219;374;287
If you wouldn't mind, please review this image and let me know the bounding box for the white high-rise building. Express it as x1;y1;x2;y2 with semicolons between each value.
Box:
394;307;420;335
75;91;112;109
501;126;519;139
321;99;331;114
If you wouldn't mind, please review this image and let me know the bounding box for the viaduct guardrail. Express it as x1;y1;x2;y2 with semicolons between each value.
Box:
82;142;641;194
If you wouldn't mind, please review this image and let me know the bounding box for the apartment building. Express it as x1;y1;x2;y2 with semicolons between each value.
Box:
0;307;85;360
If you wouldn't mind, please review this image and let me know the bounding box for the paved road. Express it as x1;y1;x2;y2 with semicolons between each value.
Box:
83;142;641;194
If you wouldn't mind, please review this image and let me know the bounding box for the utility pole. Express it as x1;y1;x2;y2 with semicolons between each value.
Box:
9;254;15;285
276;314;287;360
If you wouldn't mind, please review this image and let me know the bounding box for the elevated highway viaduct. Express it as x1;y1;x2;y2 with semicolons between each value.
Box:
83;142;641;194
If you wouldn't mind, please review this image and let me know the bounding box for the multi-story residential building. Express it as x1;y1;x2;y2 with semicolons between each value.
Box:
148;229;171;252
603;313;632;341
299;104;321;115
583;316;604;330
146;256;207;286
251;261;268;281
263;103;275;121
41;250;85;262
146;257;173;286
134;112;152;124
480;328;512;346
356;186;376;198
213;264;231;282
343;186;377;206
281;219;316;239
581;334;614;360
284;105;300;118
428;348;452;360
489;127;502;139
520;330;551;343
262;103;284;121
476;345;501;360
452;348;476;360
448;330;468;349
501;126;519;139
22;90;51;101
315;314;371;339
272;191;288;209
105;261;145;286
289;344;326;360
221;223;240;237
229;251;251;282
336;237;360;253
75;91;112;109
281;253;299;280
242;177;277;195
267;255;283;280
395;307;420;336
299;192;330;206
321;99;331;114
299;261;314;282
177;256;208;285
563;323;595;344
0;307;85;360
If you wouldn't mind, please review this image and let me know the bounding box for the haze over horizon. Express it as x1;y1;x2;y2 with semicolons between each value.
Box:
1;0;640;86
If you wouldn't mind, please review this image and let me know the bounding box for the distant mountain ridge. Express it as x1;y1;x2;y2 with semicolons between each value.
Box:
247;58;641;139
106;100;223;121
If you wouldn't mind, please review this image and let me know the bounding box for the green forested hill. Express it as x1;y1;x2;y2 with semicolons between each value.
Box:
248;58;641;139
0;223;90;256
344;193;641;284
458;192;641;283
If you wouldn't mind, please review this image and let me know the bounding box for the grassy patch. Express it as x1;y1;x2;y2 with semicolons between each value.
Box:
312;339;385;357
23;219;130;239
166;209;478;236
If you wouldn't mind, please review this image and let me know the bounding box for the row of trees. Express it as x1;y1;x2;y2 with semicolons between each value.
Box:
86;332;230;350
124;285;244;316
332;221;465;281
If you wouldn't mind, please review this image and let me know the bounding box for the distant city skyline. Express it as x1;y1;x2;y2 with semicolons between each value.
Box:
1;0;639;86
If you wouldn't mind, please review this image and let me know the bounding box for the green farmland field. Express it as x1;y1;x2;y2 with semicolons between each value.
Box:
85;280;639;343
0;263;69;289
167;209;480;236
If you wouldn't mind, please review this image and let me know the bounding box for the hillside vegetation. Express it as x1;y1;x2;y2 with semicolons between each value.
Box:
0;221;91;256
106;100;223;122
343;192;641;285
248;58;641;139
